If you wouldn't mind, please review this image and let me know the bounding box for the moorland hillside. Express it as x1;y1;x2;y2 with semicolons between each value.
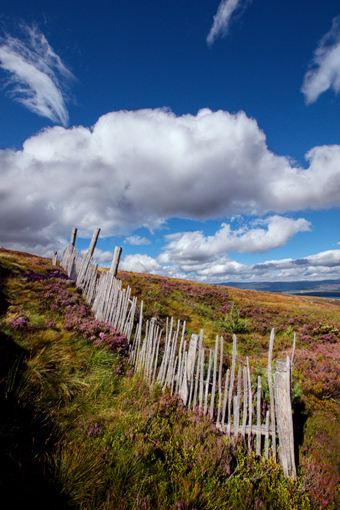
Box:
0;248;339;509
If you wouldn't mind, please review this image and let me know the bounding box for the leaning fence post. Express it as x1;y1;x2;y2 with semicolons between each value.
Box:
110;246;122;277
70;227;77;247
88;228;101;258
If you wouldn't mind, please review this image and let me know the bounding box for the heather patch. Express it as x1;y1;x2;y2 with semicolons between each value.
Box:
34;276;130;357
294;344;340;400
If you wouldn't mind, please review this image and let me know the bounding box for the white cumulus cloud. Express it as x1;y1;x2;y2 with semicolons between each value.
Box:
120;254;162;274
207;0;251;46
119;248;340;283
302;15;340;104
92;248;115;264
158;216;311;266
1;108;340;257
0;23;75;125
125;235;151;245
252;250;340;281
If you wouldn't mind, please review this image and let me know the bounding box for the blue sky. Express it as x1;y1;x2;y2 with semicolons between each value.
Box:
0;0;340;282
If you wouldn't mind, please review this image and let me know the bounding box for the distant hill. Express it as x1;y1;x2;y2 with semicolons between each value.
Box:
218;278;340;298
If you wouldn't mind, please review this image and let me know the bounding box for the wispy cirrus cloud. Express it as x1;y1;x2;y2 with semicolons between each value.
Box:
207;0;251;46
0;23;75;126
302;15;340;104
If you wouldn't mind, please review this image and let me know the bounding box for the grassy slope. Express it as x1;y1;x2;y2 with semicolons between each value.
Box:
117;270;340;505
0;248;339;509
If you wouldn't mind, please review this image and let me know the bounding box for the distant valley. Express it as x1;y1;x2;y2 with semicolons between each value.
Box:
219;278;340;298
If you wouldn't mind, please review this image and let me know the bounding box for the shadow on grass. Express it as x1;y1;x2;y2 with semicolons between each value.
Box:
0;270;69;510
292;397;308;468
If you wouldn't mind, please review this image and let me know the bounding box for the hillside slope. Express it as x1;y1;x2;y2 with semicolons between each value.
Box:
117;269;340;505
0;248;339;509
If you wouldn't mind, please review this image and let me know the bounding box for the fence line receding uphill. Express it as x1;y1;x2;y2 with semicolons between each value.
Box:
59;228;297;480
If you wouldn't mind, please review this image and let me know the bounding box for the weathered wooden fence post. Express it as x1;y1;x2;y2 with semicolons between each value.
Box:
110;246;123;277
274;358;297;479
70;228;77;247
88;228;101;257
268;329;276;460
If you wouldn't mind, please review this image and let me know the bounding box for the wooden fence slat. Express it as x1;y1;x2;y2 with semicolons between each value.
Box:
187;335;198;408
148;323;158;380
216;423;275;435
256;375;262;456
179;351;189;405
216;337;224;423
221;368;230;426
204;350;212;415
292;333;296;367
175;344;182;394
227;335;237;437
242;366;247;437
265;410;270;460
171;356;178;395
234;395;239;436
268;328;276;461
199;348;205;409
164;317;174;386
165;322;179;387
168;320;177;379
247;357;252;450
274;367;288;475
286;356;297;479
210;336;219;419
158;317;172;385
192;346;201;409
152;329;162;383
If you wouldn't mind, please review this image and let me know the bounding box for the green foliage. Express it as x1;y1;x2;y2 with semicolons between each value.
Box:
219;303;249;335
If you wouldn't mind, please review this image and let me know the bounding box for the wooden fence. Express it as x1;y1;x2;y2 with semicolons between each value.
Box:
59;228;297;479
